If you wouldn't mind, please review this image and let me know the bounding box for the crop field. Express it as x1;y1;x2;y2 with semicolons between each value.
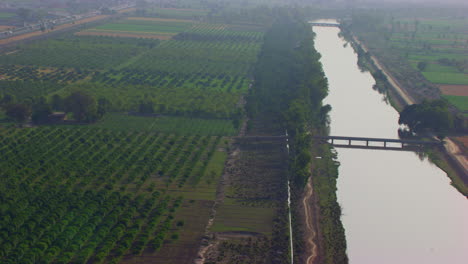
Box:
439;85;468;97
421;72;468;85
77;17;195;39
354;13;468;113
206;136;289;263
0;36;157;69
386;17;468;89
144;8;209;19
0;12;15;19
0;126;227;263
52;82;242;119
0;8;272;263
0;65;92;83
442;95;468;112
91;113;238;136
0;17;263;122
126;40;260;76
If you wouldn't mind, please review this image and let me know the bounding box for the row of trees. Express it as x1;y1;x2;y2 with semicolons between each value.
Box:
0;91;108;124
247;11;348;263
247;11;330;186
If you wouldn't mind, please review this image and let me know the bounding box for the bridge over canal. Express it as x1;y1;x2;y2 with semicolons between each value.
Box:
312;135;442;151
308;22;341;28
234;135;442;151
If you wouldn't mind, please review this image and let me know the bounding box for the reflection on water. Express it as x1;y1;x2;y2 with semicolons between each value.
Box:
313;21;468;264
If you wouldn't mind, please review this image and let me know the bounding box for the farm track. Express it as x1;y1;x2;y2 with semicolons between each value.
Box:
194;140;236;264
303;177;319;264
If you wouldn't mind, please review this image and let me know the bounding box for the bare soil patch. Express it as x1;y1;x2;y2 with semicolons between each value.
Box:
159;7;205;12
75;31;173;39
127;17;195;23
117;8;136;13
439;84;468;96
453;136;468;151
37;67;57;74
0;25;15;30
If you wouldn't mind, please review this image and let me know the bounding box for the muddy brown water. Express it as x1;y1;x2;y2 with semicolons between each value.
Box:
312;20;468;264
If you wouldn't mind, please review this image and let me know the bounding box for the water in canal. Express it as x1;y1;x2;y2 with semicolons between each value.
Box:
312;21;468;264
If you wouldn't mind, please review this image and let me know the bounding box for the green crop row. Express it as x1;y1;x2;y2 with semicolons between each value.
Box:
91;113;238;135
0;126;222;263
0;36;159;70
93;69;250;92
93;19;192;34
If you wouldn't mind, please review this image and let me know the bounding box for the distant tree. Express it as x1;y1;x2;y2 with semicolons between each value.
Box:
51;94;63;111
417;61;428;71
32;97;52;124
5;103;32;123
97;97;110;118
399;99;453;138
64;91;97;122
0;93;15;107
138;101;154;114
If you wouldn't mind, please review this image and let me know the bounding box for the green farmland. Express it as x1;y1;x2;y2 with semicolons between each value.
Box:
91;113;238;136
0;126;226;263
443;95;468;113
0;2;338;263
347;9;468;115
0;5;275;263
0;12;15;19
94;20;193;33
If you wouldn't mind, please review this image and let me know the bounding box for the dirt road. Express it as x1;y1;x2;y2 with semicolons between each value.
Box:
303;177;318;264
353;37;414;105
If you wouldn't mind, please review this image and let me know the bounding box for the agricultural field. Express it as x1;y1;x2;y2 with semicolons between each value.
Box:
386;16;468;111
0;7;273;263
205;136;290;263
0;12;15;19
349;11;468;113
76;17;195;39
90;113;238;136
0;126;227;263
442;95;468;113
0;36;157;70
138;7;209;20
0;15;264;121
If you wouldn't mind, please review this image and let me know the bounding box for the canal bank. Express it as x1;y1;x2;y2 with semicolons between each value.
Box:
341;31;468;196
312;21;468;264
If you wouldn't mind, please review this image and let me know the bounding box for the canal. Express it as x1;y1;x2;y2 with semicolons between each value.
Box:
312;21;468;264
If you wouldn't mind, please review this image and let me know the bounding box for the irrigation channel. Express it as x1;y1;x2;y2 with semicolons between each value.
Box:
312;20;468;264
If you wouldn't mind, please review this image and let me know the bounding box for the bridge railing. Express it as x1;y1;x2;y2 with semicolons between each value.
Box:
312;135;442;151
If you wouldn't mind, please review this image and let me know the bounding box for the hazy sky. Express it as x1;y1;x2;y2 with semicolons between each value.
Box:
364;0;468;5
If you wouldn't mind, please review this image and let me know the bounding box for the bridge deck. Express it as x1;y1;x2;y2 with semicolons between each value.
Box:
313;135;441;146
232;135;441;151
308;22;340;27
